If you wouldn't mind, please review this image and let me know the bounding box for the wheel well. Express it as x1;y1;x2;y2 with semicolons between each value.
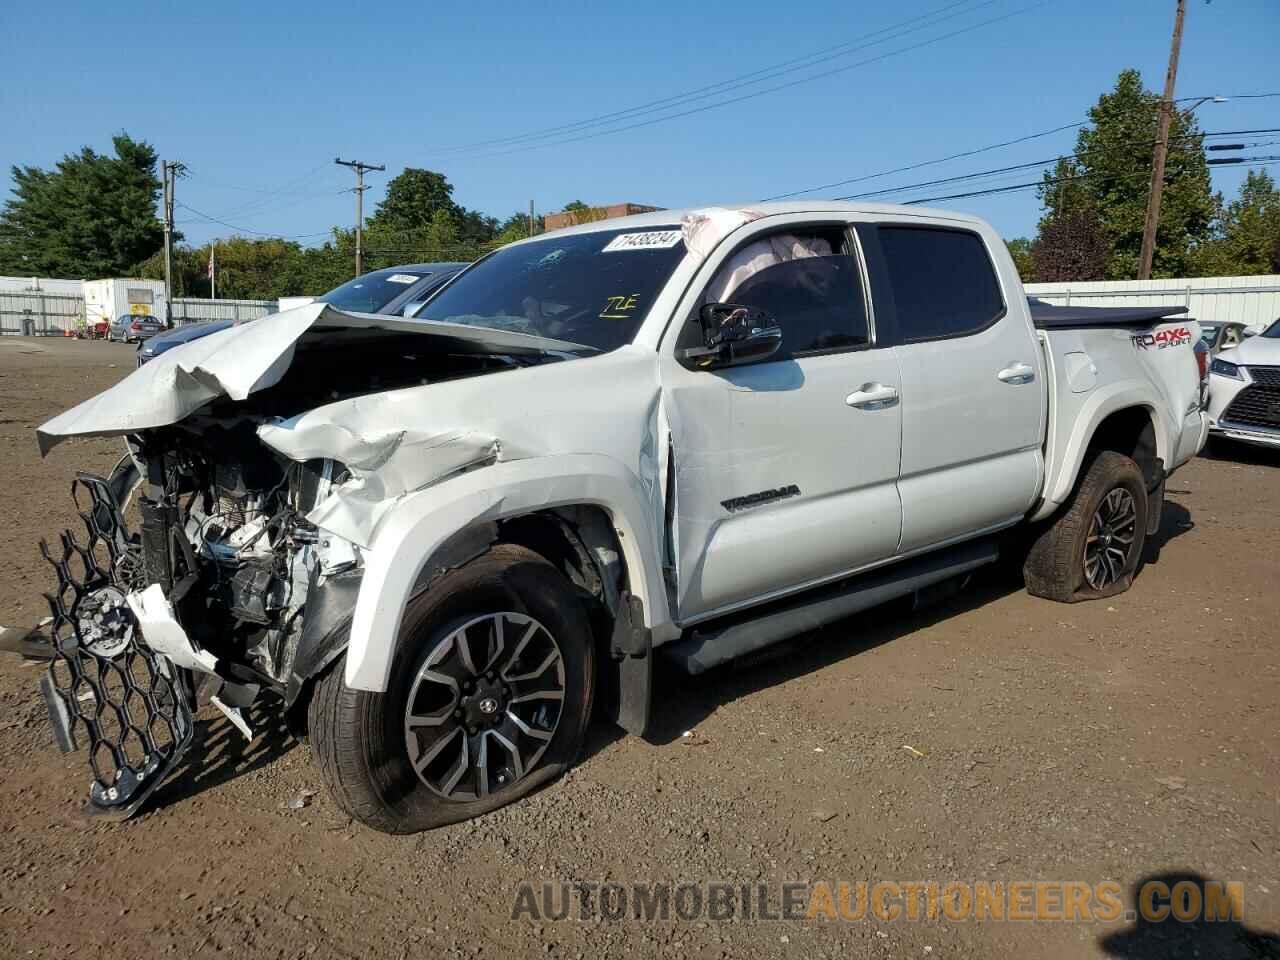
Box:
499;507;627;613
1085;407;1160;488
285;505;630;739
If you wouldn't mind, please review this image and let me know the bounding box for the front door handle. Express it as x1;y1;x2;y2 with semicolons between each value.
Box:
997;362;1036;385
846;383;899;409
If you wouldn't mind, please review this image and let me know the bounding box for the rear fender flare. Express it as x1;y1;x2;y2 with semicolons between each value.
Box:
1034;382;1165;522
342;454;670;693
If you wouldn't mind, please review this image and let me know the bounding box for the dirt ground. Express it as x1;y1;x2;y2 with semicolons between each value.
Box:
0;336;1276;959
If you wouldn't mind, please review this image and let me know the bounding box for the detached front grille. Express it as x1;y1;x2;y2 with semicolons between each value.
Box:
1223;371;1280;430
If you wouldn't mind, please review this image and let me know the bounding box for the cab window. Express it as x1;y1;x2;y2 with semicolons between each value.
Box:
695;228;869;357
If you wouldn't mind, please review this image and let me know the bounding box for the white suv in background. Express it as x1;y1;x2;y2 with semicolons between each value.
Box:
1207;318;1280;449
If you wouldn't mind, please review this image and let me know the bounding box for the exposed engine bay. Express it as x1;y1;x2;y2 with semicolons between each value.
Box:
135;423;356;688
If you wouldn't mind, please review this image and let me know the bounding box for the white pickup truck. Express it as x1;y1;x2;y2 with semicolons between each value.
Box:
21;203;1208;832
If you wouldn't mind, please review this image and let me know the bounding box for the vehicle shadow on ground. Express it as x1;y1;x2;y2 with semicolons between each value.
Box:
624;496;1197;751
1141;498;1194;568
1098;871;1280;959
147;699;298;809
638;568;1022;749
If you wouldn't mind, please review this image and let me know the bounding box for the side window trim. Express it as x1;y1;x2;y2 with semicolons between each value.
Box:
869;223;1008;346
853;223;899;348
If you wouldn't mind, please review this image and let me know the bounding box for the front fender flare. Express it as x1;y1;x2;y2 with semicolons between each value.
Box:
343;453;670;693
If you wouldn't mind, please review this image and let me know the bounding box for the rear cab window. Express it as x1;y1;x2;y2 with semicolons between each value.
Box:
875;226;1005;342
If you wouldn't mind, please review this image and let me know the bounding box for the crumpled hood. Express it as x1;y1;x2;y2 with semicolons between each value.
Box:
1218;333;1280;368
36;301;591;455
253;346;660;547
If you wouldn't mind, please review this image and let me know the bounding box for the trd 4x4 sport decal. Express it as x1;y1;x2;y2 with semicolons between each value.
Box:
1131;327;1192;350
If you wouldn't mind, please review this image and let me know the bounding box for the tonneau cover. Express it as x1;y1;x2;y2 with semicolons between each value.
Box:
1027;297;1189;330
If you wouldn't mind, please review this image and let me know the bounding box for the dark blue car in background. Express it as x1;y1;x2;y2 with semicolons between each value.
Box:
137;262;467;364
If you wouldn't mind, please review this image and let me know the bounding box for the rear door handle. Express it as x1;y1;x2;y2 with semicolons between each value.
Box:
997;362;1036;385
846;383;899;409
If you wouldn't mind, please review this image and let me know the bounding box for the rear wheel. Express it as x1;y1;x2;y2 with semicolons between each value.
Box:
1024;451;1149;603
308;544;595;833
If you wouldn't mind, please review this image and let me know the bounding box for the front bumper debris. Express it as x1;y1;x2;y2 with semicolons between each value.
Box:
38;474;194;818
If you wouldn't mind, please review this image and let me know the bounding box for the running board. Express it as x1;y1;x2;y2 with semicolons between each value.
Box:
664;538;999;675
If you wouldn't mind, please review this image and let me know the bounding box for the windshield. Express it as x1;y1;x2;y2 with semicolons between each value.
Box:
418;227;687;352
317;268;428;314
1262;318;1280;339
1199;323;1221;345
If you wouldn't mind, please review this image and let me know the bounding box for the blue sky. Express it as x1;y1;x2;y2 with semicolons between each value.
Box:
2;0;1277;247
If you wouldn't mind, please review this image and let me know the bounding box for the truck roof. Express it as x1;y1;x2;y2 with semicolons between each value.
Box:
531;200;986;241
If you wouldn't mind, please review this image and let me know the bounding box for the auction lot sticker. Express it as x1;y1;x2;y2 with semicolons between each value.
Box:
601;231;683;252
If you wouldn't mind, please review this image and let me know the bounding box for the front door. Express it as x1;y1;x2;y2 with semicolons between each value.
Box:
661;222;904;623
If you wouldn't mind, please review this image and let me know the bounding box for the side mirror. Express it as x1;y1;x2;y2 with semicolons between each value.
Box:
1242;327;1259;339
679;302;782;369
402;301;427;318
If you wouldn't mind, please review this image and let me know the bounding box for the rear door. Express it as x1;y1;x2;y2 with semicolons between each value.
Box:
859;222;1045;553
661;219;903;622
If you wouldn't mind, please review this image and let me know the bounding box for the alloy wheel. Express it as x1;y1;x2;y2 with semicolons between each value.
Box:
403;612;565;801
1084;487;1138;589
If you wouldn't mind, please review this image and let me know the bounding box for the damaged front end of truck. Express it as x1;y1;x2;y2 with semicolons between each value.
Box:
18;302;610;817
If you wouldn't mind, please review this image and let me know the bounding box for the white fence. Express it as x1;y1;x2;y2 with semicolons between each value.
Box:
0;291;83;336
1026;275;1280;329
0;292;278;335
170;298;276;325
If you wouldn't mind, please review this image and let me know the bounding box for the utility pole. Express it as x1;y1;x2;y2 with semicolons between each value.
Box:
528;200;535;238
335;157;385;276
1138;0;1186;280
161;160;177;303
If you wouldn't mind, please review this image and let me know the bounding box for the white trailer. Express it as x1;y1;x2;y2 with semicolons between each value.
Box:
82;279;168;330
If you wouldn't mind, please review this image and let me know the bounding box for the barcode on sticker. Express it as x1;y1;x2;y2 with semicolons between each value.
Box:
601;231;683;252
386;273;420;284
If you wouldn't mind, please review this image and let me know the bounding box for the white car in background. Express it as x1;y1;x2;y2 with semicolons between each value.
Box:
1207;317;1280;448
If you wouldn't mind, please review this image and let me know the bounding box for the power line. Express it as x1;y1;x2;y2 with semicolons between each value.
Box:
902;158;1280;205
453;0;1053;162
434;0;998;155
775;124;1280;203
174;201;334;240
768;120;1086;200
186;161;337;222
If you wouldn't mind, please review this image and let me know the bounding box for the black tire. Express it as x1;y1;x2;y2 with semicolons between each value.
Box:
308;544;595;833
1023;451;1149;603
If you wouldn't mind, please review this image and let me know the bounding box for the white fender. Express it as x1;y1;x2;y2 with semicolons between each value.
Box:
1033;379;1165;521
343;453;672;692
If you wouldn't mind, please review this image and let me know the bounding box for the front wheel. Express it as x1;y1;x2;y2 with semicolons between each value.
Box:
308;544;595;833
1023;451;1149;603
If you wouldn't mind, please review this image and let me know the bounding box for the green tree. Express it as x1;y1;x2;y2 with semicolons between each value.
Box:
1191;170;1280;276
1006;237;1035;281
0;133;164;277
369;168;459;232
1038;70;1217;279
495;210;542;244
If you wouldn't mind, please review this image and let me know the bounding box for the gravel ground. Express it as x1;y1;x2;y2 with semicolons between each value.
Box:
0;336;1276;959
